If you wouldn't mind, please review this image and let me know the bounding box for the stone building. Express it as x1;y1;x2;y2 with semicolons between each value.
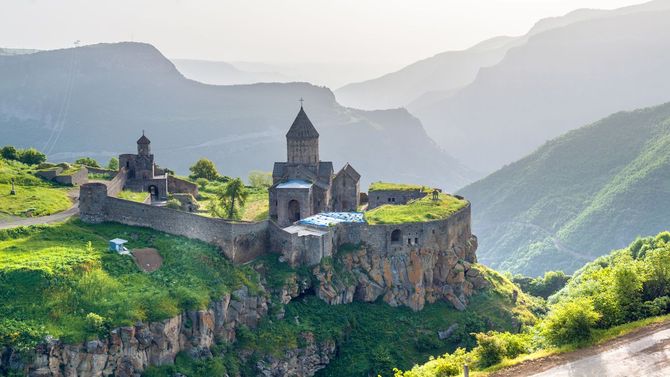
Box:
269;106;361;226
119;132;169;201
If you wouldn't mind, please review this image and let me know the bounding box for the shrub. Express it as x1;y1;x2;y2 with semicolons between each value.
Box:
166;198;182;210
18;148;46;165
85;312;107;335
473;332;505;367
75;157;100;167
107;157;119;170
248;170;272;189
542;297;600;346
1;145;18;160
196;178;208;190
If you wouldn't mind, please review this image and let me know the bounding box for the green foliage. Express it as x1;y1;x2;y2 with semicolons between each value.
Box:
17;148;46;165
0;221;258;345
513;271;570;299
365;193;467;225
75;157;100;167
212;178;249;220
248;170;272;189
1;145;18;160
541;297;600;346
189;158;220;181
106;157;119;171
166;198;181;209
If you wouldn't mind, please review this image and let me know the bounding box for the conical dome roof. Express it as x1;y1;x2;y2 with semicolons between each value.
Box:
137;132;150;144
286;107;319;139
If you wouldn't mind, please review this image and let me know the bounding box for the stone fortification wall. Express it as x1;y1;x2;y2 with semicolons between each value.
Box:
269;222;333;267
106;168;128;197
367;189;426;209
167;175;199;197
79;183;268;264
53;167;89;186
85;166;116;175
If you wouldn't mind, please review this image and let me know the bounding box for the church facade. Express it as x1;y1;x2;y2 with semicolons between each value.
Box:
270;106;361;226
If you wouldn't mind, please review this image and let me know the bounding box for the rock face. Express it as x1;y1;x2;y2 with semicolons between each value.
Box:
315;235;486;311
10;287;267;377
256;333;336;377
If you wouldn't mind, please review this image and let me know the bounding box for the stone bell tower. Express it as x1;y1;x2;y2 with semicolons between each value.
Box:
286;105;319;165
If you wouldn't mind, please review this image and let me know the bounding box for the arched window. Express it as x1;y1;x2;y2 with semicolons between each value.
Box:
391;229;401;243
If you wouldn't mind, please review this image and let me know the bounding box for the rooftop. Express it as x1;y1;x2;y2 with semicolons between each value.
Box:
369;182;426;192
286;106;319;139
364;193;467;225
298;212;365;228
277;179;313;189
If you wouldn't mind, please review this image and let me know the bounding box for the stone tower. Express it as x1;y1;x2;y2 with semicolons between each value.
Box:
286;106;319;165
137;132;151;156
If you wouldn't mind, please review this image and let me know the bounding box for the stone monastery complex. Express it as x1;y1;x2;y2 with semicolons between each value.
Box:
79;105;480;311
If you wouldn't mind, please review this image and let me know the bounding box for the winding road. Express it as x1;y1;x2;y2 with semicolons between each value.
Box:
493;321;670;377
0;188;80;230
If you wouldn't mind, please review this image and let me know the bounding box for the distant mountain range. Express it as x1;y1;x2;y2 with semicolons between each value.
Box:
172;59;289;85
460;101;670;276
335;0;670;176
0;42;474;190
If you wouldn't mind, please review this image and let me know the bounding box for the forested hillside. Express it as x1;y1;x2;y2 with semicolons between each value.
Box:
460;102;670;275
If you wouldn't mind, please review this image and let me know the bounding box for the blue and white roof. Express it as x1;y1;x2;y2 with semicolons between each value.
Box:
298;212;365;227
277;179;313;189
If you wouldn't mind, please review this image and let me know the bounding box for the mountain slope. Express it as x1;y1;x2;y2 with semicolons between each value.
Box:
459;102;670;276
0;42;474;190
417;8;670;175
171;58;289;85
335;0;670;112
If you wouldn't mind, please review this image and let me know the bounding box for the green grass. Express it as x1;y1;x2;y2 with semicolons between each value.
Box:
0;159;72;217
197;184;268;221
0;220;260;346
365;193;467;225
369;182;426;192
117;190;149;203
88;173;114;181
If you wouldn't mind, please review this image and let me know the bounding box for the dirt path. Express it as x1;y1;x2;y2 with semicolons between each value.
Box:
491;320;670;377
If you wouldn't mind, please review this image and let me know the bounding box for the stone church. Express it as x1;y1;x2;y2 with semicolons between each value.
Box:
119;132;169;200
270;106;361;226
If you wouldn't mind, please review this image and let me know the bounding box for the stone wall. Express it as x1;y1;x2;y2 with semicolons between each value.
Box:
367;189;426;209
269;222;333;267
106;168;128;197
53;167;89;186
79;183;269;264
167;175;199;197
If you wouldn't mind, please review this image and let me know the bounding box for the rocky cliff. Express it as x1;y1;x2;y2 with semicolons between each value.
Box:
314;235;485;311
3;286;267;377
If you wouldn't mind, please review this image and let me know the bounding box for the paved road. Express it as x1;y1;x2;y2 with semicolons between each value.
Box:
530;327;670;377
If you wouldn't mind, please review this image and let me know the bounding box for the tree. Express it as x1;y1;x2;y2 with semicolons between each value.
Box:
248;170;272;189
1;145;18;161
18;148;46;165
107;157;119;171
189;158;220;181
214;178;249;220
75;157;100;167
542;297;601;346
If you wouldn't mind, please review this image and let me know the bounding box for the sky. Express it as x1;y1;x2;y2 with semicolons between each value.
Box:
0;0;649;68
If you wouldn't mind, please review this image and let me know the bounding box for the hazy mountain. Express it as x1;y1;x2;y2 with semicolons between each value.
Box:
0;47;39;56
0;42;474;190
460;102;670;276
336;0;670;113
171;58;289;85
416;5;670;175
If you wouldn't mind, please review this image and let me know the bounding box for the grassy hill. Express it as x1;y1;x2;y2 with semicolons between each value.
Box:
459;102;670;276
0;158;72;218
0;221;260;346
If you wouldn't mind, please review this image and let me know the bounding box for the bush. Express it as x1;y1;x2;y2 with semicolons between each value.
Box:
85;312;107;336
18;148;46;165
107;157;119;170
542;297;600;346
75;157;100;167
1;145;18;160
474;332;505;367
166;198;182;210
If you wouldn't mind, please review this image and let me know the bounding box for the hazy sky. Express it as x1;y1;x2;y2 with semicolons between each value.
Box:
1;0;649;67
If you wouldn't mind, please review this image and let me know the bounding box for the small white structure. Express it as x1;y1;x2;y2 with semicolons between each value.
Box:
109;238;130;255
